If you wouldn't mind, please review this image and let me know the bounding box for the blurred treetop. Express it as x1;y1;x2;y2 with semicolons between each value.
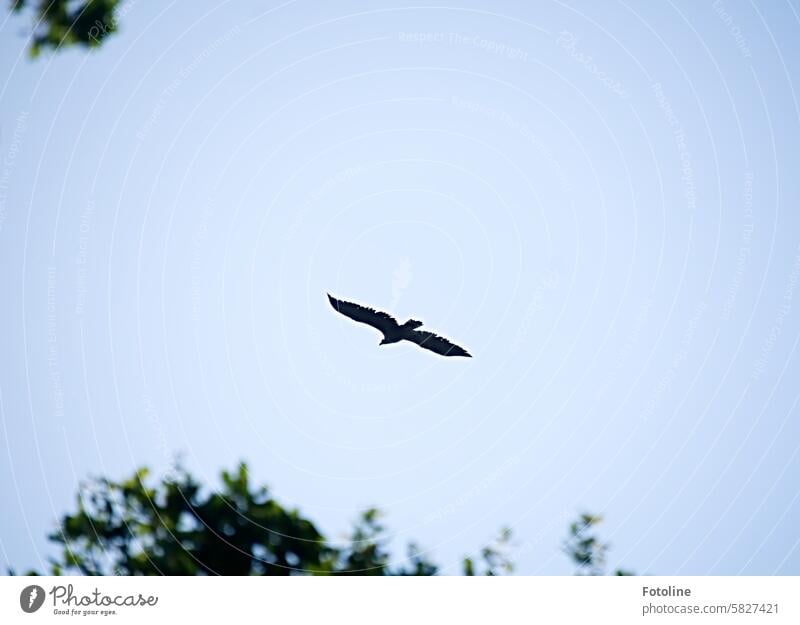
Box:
37;462;513;575
15;461;631;576
11;0;122;56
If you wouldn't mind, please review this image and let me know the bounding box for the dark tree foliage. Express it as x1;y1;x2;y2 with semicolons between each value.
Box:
462;527;514;576
11;0;122;56
13;462;631;576
563;513;633;576
35;462;516;576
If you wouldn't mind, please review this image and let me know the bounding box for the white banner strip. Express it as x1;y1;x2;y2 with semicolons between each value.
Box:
1;576;797;624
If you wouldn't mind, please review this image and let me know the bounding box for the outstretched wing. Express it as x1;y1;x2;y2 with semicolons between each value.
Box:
405;329;471;357
327;294;399;336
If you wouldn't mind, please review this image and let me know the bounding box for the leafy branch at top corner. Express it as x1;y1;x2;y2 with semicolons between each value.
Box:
11;0;124;57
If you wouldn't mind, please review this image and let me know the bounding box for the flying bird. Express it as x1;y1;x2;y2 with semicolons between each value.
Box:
327;293;471;357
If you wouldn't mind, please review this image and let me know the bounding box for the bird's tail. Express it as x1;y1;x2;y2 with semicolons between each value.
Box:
403;319;423;329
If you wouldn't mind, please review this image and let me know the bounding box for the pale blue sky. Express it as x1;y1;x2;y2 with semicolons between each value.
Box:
1;0;800;574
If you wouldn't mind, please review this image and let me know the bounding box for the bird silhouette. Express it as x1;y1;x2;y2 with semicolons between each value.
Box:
327;293;471;357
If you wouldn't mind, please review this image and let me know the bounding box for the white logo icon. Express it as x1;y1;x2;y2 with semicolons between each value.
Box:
20;585;45;613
